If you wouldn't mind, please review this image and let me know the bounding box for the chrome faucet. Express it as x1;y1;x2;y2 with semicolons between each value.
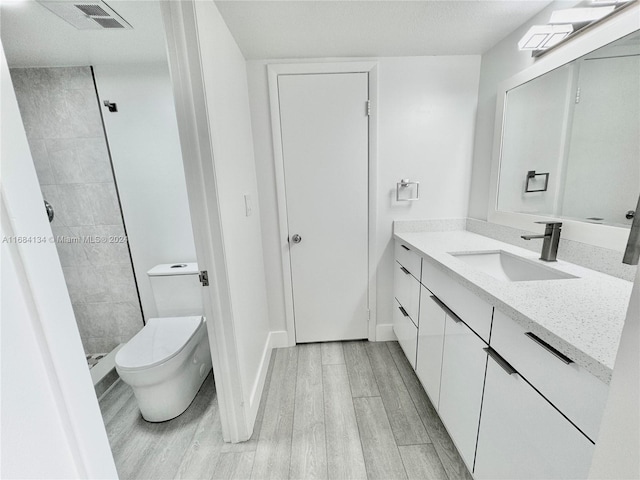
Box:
521;221;562;262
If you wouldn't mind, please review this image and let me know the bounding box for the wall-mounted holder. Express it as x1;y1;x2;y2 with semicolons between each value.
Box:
103;100;118;113
525;170;549;193
396;179;420;202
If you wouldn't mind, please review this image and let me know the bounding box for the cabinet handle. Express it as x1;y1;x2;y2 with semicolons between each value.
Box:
398;306;409;317
484;347;517;376
401;244;410;251
525;332;574;365
429;295;463;323
400;266;411;275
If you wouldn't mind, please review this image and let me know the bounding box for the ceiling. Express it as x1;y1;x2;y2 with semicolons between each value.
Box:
0;1;168;67
215;0;555;60
1;0;556;67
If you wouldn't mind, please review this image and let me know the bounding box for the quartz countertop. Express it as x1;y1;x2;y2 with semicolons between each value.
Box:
394;230;633;384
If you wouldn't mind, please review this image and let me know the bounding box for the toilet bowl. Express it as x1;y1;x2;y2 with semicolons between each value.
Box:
115;316;212;422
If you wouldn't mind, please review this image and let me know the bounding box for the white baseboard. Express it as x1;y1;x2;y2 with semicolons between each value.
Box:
375;323;397;342
268;330;289;349
245;330;289;435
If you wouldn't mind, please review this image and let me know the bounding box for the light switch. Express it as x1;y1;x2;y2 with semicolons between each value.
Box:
244;194;252;217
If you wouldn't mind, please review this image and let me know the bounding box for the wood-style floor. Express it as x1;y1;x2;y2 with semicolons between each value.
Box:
100;341;472;480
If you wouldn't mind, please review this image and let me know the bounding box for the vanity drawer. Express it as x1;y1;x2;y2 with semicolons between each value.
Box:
395;241;422;280
393;299;418;369
491;310;609;442
421;260;493;342
394;261;420;326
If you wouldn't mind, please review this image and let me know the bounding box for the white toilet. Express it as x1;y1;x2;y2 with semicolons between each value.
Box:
115;262;212;422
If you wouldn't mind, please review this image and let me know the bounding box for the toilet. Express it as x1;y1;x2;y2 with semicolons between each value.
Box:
115;262;212;422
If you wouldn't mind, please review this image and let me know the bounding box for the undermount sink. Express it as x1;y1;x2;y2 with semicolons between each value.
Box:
449;250;578;282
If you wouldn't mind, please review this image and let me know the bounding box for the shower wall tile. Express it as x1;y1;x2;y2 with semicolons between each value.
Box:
54;184;95;226
66;89;104;137
72;225;130;266
100;264;139;303
50;226;91;267
28;138;55;185
88;183;122;225
12;66;143;356
47;138;87;184
76;138;113;182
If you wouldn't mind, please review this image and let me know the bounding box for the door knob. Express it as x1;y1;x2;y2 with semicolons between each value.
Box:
291;234;302;244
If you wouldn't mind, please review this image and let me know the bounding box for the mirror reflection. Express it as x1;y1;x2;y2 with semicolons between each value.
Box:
497;30;640;228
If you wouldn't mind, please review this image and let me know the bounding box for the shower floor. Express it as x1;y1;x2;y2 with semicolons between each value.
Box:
86;353;108;369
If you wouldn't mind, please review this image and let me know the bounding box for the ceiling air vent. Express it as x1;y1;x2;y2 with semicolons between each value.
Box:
36;1;132;30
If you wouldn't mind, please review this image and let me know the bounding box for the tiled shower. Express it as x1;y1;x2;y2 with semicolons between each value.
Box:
11;66;144;357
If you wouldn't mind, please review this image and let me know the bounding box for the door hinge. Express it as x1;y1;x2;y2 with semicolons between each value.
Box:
366;100;371;116
199;270;209;287
575;87;581;104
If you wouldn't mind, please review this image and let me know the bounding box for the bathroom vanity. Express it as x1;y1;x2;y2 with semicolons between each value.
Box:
393;228;632;479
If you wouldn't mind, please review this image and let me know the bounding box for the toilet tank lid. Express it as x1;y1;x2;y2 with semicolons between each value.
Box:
115;316;204;370
147;262;199;276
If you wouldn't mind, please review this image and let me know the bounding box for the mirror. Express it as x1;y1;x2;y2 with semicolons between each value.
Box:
497;30;640;228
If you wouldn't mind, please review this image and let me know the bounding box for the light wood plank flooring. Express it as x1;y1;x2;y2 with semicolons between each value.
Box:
100;341;471;480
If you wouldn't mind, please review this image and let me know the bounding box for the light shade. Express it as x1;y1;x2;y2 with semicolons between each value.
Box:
518;24;574;51
549;6;616;24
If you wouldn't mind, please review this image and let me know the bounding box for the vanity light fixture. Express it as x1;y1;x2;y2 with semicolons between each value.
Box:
518;24;574;51
549;6;616;24
590;0;634;4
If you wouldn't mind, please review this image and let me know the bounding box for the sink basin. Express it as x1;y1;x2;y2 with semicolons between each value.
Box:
449;250;578;282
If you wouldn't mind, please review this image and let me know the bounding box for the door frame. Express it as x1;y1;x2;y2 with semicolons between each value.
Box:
160;1;249;442
267;62;379;345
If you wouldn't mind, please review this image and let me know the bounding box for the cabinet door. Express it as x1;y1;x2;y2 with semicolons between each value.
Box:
393;299;418;368
438;315;487;471
416;287;446;408
474;354;595;480
394;261;420;325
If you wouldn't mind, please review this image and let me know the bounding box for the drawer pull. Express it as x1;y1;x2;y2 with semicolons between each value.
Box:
401;244;410;251
400;266;411;275
525;332;574;365
398;306;409;317
429;295;463;323
484;347;517;376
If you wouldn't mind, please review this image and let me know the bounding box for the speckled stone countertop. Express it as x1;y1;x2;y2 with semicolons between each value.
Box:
394;230;633;384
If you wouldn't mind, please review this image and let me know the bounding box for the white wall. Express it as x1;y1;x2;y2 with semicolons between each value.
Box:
192;0;272;430
467;1;580;220
1;42;117;479
1;210;78;479
93;63;197;319
247;55;481;332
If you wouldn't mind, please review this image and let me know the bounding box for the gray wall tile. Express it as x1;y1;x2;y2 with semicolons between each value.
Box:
13;66;142;355
88;183;122;225
28;138;55;185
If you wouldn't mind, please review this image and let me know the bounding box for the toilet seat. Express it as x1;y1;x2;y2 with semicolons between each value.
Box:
116;316;203;371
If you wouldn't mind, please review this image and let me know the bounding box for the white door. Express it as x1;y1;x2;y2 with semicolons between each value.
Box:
278;73;369;343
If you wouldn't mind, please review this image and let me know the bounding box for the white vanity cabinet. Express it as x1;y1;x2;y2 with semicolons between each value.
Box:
393;241;422;368
474;350;595;480
490;310;608;442
437;307;488;471
417;262;492;472
421;260;493;342
415;287;446;408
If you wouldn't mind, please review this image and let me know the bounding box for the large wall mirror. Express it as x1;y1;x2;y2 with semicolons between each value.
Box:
498;30;639;228
489;8;640;250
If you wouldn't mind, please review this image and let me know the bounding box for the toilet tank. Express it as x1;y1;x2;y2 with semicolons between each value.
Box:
147;263;203;317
